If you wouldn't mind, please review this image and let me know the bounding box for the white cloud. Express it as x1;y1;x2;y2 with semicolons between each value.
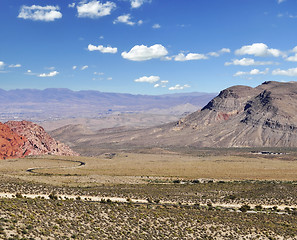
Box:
122;44;168;61
113;14;142;26
286;54;297;62
278;0;286;3
18;5;62;21
77;1;116;18
225;58;275;66
39;71;59;77
208;48;231;57
272;67;297;76
107;77;112;80
174;53;208;61
81;65;88;70
8;64;22;68
0;61;5;69
94;72;104;75
235;43;283;57
152;23;161;29
88;44;117;53
72;66;77;70
68;3;76;8
169;84;190;90
154;80;169;88
293;46;297;53
134;75;160;83
27;70;32;73
234;68;269;77
130;0;150;8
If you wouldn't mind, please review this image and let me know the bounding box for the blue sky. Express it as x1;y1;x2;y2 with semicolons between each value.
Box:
1;0;297;94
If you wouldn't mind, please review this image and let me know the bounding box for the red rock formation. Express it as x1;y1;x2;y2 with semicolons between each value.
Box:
5;120;79;157
0;122;29;159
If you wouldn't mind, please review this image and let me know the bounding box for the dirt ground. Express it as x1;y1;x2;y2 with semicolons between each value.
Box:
1;151;297;187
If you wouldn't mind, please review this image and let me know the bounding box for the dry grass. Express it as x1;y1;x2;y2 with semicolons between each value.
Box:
1;152;297;187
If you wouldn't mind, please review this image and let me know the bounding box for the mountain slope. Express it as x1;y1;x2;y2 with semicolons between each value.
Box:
51;81;297;154
0;121;79;159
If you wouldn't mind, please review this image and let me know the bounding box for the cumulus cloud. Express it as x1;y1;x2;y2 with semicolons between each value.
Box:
122;44;168;61
113;14;142;26
208;48;231;57
174;53;208;61
72;66;77;70
154;80;169;88
88;44;117;53
225;58;275;66
81;65;88;70
68;3;76;8
0;61;5;69
18;5;62;21
134;75;160;83
169;84;190;91
235;43;283;57
286;54;297;62
77;1;116;18
39;71;59;77
277;0;286;3
272;67;297;76
130;0;150;8
234;68;269;77
8;64;22;68
152;23;161;29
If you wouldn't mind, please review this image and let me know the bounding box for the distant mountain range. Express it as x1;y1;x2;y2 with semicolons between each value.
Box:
0;88;216;122
50;81;297;155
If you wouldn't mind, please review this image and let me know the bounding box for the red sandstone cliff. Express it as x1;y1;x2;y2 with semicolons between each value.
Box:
5;120;79;157
0;122;29;159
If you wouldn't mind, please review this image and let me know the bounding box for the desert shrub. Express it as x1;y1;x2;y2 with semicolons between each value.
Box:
15;193;23;198
254;205;263;211
239;204;251;212
49;193;58;200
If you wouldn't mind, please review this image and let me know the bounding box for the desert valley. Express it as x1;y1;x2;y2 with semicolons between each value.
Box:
0;81;297;239
1;0;297;239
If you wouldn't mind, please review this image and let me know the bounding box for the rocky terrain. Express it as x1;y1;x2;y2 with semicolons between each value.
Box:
0;121;78;159
0;123;29;159
51;81;297;154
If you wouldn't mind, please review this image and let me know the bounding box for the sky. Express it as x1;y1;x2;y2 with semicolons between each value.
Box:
0;0;297;94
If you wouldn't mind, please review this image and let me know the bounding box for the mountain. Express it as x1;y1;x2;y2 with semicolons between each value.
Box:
0;121;78;159
0;122;29;159
50;81;297;155
0;88;216;123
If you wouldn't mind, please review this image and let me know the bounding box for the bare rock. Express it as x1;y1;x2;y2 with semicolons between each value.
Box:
0;122;29;159
5;120;79;156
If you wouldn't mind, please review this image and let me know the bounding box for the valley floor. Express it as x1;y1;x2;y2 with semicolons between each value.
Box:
0;149;297;239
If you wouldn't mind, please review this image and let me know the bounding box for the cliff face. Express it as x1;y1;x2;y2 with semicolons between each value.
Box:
0;122;29;159
5;121;79;157
0;121;79;160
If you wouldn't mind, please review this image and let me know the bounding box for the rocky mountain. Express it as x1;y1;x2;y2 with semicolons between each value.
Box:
50;81;297;155
0;122;29;159
0;121;79;159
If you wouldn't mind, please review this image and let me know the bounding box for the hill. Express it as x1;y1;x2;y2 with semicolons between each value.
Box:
0;121;78;159
50;81;297;155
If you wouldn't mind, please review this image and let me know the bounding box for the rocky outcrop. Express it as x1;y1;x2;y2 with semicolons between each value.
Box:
5;121;79;157
51;81;297;151
0;122;29;159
